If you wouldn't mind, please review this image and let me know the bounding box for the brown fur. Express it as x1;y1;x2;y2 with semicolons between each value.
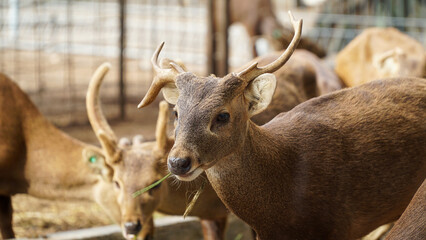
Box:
250;49;344;124
158;75;426;239
384;180;426;240
229;0;326;57
0;73;120;239
335;27;426;87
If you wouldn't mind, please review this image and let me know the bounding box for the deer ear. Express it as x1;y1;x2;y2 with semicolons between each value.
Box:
97;130;117;159
83;147;113;181
244;73;277;117
162;85;179;105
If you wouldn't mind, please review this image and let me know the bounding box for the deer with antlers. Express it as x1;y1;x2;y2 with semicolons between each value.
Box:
138;12;426;239
85;42;342;239
0;73;120;239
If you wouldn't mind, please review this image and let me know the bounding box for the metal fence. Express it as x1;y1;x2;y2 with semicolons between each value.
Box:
0;0;209;126
0;0;424;127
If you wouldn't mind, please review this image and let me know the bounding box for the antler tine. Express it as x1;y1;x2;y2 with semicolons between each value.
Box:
237;11;303;81
151;41;165;71
138;42;180;108
87;62;117;141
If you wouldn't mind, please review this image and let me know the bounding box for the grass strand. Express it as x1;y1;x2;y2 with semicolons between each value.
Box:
183;179;206;218
132;172;172;198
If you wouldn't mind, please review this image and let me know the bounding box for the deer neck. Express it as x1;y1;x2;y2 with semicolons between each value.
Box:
205;120;294;235
21;107;98;201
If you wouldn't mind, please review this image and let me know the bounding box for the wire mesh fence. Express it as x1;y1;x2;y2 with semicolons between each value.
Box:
0;0;209;126
0;0;424;127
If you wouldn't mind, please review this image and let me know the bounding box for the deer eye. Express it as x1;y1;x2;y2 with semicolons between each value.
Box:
173;110;178;119
216;112;230;124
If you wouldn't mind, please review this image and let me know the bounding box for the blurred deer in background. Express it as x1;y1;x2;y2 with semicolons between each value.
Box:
196;0;326;57
86;64;228;240
138;12;426;239
335;27;426;87
0;73;120;240
229;0;326;57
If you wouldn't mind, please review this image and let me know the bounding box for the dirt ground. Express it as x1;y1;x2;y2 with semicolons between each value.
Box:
11;101;171;239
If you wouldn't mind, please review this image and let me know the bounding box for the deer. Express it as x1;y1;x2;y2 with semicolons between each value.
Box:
85;44;343;239
384;180;426;240
229;0;326;58
335;27;426;87
204;0;326;58
0;73;120;240
137;11;426;240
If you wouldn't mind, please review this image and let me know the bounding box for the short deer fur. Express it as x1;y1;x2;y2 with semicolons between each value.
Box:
0;73;120;239
86;64;228;240
335;27;425;87
138;12;426;240
384;180;425;240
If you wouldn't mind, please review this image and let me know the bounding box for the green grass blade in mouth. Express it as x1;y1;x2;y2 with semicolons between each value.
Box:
132;172;172;198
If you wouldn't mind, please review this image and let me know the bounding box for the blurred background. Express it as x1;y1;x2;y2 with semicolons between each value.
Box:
0;0;425;238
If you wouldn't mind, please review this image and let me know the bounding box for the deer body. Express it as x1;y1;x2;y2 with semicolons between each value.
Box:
138;13;426;240
0;73;119;239
205;78;426;239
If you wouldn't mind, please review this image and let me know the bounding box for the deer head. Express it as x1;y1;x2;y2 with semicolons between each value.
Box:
87;64;173;240
138;11;302;181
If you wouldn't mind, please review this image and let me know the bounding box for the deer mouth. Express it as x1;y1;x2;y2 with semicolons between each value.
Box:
176;166;204;181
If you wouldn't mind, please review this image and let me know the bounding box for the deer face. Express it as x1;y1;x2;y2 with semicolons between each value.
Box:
110;139;167;240
168;73;253;181
86;63;172;240
138;12;301;182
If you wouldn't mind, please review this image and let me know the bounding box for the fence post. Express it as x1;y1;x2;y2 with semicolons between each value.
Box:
208;0;230;76
119;0;126;119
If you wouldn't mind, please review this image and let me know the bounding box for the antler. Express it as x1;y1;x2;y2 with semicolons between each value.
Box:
237;11;303;81
138;42;184;108
86;62;117;142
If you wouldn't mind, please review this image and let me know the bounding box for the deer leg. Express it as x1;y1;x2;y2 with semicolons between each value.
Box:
200;216;228;240
0;195;15;239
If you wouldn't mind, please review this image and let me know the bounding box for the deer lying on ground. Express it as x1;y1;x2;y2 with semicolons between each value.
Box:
384;180;425;240
85;47;342;239
138;12;426;240
335;27;426;87
0;73;120;239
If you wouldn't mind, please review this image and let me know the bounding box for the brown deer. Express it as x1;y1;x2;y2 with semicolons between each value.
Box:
335;27;426;87
86;64;229;240
229;0;326;57
85;48;342;239
138;12;426;240
0;73;121;239
384;180;426;240
226;0;326;57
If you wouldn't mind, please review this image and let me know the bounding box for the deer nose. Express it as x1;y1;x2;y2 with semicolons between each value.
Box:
168;157;192;175
124;220;142;235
